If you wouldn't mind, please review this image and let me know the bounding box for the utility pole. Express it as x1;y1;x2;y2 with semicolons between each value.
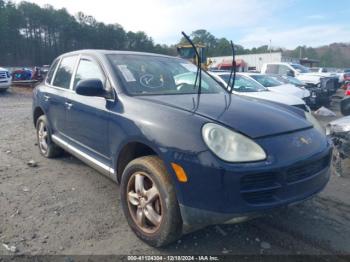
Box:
269;40;272;54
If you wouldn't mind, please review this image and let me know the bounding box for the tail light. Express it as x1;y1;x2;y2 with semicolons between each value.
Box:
346;87;350;96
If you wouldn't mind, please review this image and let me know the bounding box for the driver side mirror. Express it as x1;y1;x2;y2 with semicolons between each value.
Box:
76;79;106;97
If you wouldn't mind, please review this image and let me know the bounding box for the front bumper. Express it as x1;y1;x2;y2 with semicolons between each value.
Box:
180;166;330;232
169;128;332;230
0;80;11;90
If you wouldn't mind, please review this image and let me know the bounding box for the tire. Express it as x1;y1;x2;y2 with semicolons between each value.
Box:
120;156;182;247
36;115;63;158
341;97;350;116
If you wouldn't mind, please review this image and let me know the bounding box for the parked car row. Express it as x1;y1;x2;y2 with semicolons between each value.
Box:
0;67;12;92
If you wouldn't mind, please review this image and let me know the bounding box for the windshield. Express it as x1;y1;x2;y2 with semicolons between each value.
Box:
250;74;283;87
107;54;225;95
291;64;310;73
284;75;305;86
219;74;267;92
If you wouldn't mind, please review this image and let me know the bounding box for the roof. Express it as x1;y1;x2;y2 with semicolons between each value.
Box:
58;49;177;59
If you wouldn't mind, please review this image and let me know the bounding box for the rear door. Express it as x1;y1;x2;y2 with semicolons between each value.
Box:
44;55;78;135
65;55;113;161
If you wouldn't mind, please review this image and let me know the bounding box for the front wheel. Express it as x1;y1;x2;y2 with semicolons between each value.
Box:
120;156;182;247
36;115;63;158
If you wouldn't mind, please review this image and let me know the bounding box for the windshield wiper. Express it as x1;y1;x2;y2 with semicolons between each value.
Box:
181;31;202;95
226;41;236;93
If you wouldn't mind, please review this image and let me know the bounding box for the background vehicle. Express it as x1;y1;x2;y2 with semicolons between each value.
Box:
0;67;12;92
210;71;309;111
268;74;330;109
33;50;331;247
12;67;44;86
261;62;339;94
176;43;210;69
327;116;350;177
242;73;311;101
341;97;350;116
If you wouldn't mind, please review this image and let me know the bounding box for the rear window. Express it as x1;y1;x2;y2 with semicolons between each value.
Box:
46;59;59;85
265;64;279;74
219;74;266;92
52;56;78;89
250;75;282;87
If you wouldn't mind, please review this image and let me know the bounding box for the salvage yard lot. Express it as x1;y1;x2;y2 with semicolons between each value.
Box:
0;87;350;256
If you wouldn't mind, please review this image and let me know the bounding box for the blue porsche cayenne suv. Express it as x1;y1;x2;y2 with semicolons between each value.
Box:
32;50;331;247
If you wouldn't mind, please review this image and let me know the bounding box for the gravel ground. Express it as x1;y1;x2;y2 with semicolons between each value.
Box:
0;86;349;256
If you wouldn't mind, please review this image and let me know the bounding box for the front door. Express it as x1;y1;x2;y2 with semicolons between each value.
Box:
64;56;112;163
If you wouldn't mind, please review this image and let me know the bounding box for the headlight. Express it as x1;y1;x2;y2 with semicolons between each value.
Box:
202;123;266;162
305;111;324;134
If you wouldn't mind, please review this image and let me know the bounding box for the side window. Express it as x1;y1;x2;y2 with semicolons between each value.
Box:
46;59;59;85
265;64;278;74
278;65;291;75
73;58;106;90
52;56;78;89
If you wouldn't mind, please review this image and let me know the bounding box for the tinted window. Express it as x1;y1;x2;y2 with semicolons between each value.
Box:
73;58;106;90
108;54;224;95
46;59;59;84
52;56;77;89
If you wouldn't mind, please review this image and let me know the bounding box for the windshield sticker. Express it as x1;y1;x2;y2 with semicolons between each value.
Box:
140;74;164;89
180;63;198;72
118;65;136;82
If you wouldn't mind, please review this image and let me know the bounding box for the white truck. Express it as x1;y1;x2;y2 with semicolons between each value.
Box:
261;62;339;94
0;67;11;92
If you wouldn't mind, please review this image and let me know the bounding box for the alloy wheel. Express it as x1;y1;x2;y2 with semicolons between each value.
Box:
38;121;48;154
126;172;163;234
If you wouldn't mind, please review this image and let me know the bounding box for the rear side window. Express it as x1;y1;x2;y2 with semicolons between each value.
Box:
52;56;78;89
73;58;106;90
46;59;59;85
265;64;278;74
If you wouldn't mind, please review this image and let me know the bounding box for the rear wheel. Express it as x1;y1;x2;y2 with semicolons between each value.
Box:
36;115;63;158
120;156;182;247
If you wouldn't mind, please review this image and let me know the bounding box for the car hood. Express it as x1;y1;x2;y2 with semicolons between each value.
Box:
138;93;312;138
239;91;305;106
0;67;8;72
297;74;324;84
268;84;310;99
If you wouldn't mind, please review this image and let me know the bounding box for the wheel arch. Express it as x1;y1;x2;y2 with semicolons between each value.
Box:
114;139;167;183
33;106;45;127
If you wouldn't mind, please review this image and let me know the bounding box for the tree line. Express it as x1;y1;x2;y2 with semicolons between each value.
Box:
0;0;176;66
0;1;349;68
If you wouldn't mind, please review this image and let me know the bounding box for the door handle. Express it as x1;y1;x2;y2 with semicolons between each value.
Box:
65;102;73;110
43;95;50;101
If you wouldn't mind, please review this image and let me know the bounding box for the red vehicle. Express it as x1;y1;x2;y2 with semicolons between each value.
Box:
345;84;350;96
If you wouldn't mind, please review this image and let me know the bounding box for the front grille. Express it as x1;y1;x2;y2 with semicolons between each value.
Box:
240;173;281;205
0;71;7;79
286;156;330;183
241;173;278;190
240;154;330;205
320;77;336;93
